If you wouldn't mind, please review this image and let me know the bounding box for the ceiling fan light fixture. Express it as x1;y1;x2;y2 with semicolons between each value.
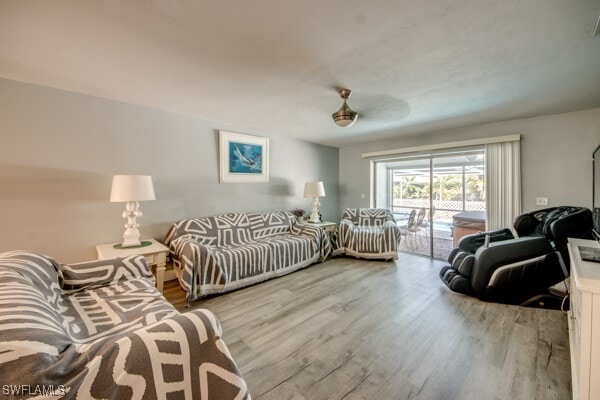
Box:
332;88;358;127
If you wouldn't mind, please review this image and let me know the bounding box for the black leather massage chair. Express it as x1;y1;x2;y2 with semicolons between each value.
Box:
440;206;594;304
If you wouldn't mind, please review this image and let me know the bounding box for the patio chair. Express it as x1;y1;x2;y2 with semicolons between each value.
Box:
399;209;417;250
412;208;427;246
401;208;427;248
420;208;431;240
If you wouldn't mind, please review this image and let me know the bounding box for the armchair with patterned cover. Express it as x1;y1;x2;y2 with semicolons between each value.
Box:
336;208;401;260
0;251;250;399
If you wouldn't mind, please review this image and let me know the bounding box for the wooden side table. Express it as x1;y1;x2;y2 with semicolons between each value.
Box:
96;238;169;293
299;220;337;233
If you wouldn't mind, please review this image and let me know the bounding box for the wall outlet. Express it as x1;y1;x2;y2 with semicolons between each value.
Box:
361;193;365;199
536;197;548;206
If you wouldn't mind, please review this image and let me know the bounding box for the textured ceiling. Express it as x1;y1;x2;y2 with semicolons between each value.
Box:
1;0;600;147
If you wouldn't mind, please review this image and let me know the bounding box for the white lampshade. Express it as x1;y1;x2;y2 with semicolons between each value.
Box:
110;175;156;202
304;181;325;198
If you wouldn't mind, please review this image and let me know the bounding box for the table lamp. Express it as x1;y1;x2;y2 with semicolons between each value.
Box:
304;181;325;223
110;175;155;247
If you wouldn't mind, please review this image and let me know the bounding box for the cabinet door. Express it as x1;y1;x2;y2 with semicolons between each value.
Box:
579;290;594;400
590;294;600;399
571;277;582;355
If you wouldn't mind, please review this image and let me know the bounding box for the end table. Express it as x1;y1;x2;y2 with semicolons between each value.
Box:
299;220;337;233
96;238;169;293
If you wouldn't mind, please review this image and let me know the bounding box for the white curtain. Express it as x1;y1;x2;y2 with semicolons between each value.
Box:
485;140;521;231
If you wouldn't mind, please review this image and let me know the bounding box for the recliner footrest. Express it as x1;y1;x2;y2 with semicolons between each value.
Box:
440;265;475;295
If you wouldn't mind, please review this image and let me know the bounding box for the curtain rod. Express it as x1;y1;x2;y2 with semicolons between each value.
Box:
361;134;521;159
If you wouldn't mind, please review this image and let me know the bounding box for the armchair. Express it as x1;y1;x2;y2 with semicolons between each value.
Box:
439;206;594;304
337;208;401;260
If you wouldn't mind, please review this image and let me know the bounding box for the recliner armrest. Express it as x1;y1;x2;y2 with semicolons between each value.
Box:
471;236;554;293
476;236;553;264
457;228;514;253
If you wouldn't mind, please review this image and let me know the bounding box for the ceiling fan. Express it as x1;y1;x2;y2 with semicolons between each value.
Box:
330;88;411;129
332;88;358;128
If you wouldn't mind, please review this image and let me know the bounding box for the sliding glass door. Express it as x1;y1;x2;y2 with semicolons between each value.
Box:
373;148;485;260
430;152;485;259
392;158;431;257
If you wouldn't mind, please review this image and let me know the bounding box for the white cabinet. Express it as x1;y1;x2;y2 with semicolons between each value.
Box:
567;238;600;400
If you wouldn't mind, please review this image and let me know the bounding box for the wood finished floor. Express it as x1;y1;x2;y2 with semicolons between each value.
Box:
163;253;571;400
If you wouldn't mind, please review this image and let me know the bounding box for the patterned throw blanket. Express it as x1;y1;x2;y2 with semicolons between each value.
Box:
337;208;401;260
164;211;331;302
0;251;250;399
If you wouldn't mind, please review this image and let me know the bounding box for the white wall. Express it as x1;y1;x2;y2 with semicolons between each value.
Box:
340;108;600;215
0;78;339;262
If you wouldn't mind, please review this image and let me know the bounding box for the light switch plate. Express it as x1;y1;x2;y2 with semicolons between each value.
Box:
536;197;548;206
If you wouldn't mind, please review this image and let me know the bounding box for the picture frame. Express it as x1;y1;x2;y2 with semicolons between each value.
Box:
219;131;269;183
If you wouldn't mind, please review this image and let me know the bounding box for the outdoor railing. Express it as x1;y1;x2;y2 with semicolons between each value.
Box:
392;199;485;225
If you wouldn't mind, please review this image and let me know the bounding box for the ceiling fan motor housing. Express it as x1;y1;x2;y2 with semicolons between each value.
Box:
332;88;358;127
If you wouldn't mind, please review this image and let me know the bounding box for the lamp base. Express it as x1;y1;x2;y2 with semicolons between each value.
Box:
308;213;321;223
308;197;322;223
121;234;142;248
120;201;143;247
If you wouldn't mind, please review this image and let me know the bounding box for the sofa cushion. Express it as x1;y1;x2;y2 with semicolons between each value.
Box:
0;268;72;355
210;234;318;284
165;214;253;247
164;218;220;246
212;241;273;281
0;252;72;376
344;225;387;253
248;212;293;241
61;256;154;294
261;233;317;269
0;250;63;304
213;213;253;245
0;251;66;325
61;277;178;342
56;255;177;341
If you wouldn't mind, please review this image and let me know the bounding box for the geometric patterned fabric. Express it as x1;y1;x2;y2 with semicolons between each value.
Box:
341;208;396;227
337;208;401;260
164;211;331;302
0;250;250;399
